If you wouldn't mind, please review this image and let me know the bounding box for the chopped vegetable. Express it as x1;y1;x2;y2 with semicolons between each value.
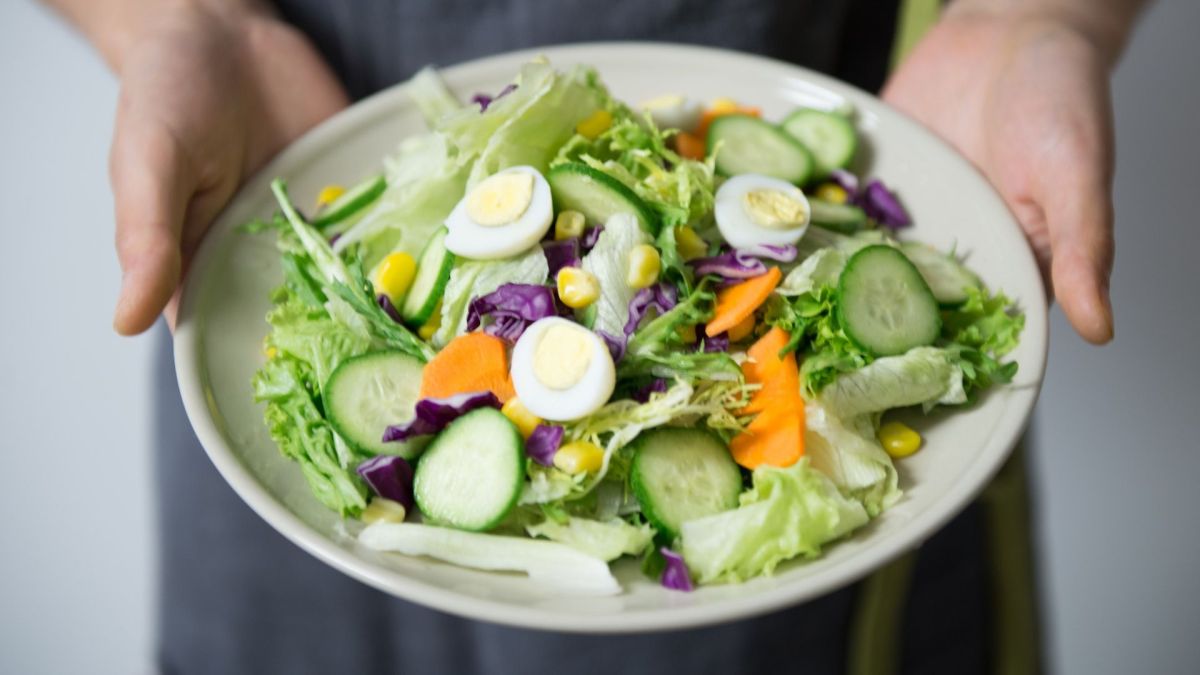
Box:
526;424;565;466
731;327;805;469
419;332;516;402
356;455;415;511
381;391;501;442
878;421;922;458
466;283;559;342
660;547;694;592
705;266;782;337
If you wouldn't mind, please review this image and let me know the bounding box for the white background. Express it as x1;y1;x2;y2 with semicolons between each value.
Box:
1;1;1197;673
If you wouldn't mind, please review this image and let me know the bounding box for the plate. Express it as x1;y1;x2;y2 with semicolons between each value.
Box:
174;43;1048;633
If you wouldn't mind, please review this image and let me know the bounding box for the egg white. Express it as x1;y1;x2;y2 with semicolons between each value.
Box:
714;173;811;249
511;317;616;422
638;94;702;132
444;165;554;260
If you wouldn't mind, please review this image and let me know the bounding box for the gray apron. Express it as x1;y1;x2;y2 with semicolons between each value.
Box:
154;2;1014;672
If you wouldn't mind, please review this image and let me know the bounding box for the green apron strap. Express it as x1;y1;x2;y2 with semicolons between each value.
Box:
890;0;943;68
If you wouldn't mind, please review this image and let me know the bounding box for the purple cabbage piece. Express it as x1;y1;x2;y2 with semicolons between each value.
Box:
356;455;415;511
377;294;403;324
828;168;860;195
467;283;559;343
382;391;500;442
471;83;517;112
660;547;694;592
329;233;342;246
739;243;797;263
542;239;581;278
690;244;797;280
702;331;730;353
581;225;604;251
859;179;911;229
623;283;679;337
597;330;626;362
631;379;668;403
526;424;565;467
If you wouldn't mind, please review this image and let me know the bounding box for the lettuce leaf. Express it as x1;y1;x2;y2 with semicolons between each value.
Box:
818;346;966;418
680;458;869;583
619;278;741;382
525;516;654;561
803;399;900;516
941;287;1025;398
433;245;549;347
581;213;652;339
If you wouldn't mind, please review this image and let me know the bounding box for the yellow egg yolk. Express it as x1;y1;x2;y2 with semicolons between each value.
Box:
533;324;594;390
742;189;807;229
466;172;534;226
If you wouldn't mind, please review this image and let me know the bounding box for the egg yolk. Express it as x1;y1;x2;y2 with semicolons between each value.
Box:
466;172;534;227
533;324;593;390
742;189;807;230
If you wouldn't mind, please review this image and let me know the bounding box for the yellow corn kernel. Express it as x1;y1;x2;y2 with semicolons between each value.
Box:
709;97;740;114
556;266;600;309
555;210;586;241
728;314;756;342
626;244;661;289
553;440;605;475
878;421;922;459
674;226;709;261
501;398;543;439
814;183;848;205
361;497;407;525
316;184;346;208
374;252;418;303
418;301;443;341
576;109;613;139
676;323;697;344
265;346;278;359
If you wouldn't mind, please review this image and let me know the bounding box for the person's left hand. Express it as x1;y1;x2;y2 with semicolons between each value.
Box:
883;8;1119;344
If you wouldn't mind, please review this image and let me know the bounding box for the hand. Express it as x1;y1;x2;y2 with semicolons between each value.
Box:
883;8;1123;344
106;3;347;334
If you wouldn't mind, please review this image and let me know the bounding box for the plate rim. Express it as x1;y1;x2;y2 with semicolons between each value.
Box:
174;41;1049;633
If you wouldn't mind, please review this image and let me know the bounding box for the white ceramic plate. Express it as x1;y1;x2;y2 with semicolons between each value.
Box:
174;43;1047;633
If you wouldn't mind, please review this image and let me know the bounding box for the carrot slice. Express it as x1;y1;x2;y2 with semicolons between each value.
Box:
740;353;799;415
742;326;791;383
419;332;516;402
674;131;707;160
730;402;804;469
705;267;782;337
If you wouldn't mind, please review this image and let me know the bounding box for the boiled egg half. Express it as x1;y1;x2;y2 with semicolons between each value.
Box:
511;317;616;422
637;94;702;132
444;165;554;259
714;173;811;249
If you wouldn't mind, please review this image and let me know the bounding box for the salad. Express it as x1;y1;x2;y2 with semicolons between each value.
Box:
248;60;1023;595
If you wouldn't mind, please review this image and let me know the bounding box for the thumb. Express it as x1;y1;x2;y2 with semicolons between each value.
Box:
109;100;192;335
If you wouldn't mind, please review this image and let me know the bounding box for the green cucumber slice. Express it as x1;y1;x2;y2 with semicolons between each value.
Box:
629;428;743;542
809;198;868;234
899;242;982;306
781;109;858;177
837;245;941;356
326;351;426;458
707;114;813;185
313;174;387;228
400;226;454;326
413;408;525;531
546;163;658;235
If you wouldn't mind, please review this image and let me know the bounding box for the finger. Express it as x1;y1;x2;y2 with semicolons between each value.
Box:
109;100;193;336
1044;171;1115;344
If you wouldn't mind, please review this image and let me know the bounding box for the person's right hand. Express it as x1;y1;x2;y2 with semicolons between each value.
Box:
108;2;347;334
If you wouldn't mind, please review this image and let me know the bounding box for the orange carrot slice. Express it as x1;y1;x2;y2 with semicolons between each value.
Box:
705;267;782;337
730;402;804;469
742;326;791;382
419;332;516;402
674;131;707;160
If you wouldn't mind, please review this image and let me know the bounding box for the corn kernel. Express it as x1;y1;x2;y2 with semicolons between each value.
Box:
674;226;709;261
556;266;600;309
814;183;848;204
728;314;756;342
418;301;443;341
501;398;543;439
265;346;278;359
709;97;740;114
374;252;418;303
316;184;346;208
676;323;697;344
555;210;586;240
361;497;407;525
626;244;661;289
554;440;605;474
576;109;613;139
878;421;922;458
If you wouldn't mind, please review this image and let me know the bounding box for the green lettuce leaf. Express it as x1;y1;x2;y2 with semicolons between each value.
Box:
620;278;741;382
432;245;549;347
818;346;966;418
525;517;654;561
680;458;869;583
803;399;900;516
580;213;652;339
941;286;1025;398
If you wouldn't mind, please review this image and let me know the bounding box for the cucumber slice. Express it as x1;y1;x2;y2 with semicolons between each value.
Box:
547;163;658;235
326;351;426;458
837;245;941;356
899;242;982;306
629;428;743;542
313;174;387;228
781;109;858;177
413;408;525;531
400;226;455;326
707;114;813;185
809;198;868;234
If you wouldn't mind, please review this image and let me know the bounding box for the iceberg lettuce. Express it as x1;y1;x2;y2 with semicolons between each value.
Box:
525;517;654;561
581;213;652;339
803;399;900;516
433;246;549;347
819;346;966;418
